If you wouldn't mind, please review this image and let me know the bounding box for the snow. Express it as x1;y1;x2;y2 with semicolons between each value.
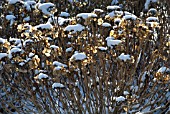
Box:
111;0;119;5
146;17;159;22
23;23;32;32
19;62;25;66
8;0;20;4
141;72;147;82
107;5;120;11
54;66;62;70
50;45;59;49
144;0;151;9
102;22;111;27
70;52;87;61
53;61;67;67
106;11;123;18
35;22;53;30
132;104;140;109
24;1;36;11
153;78;157;82
157;67;170;73
76;13;97;19
107;11;116;18
145;0;158;9
98;47;107;51
58;17;71;26
48;17;71;26
6;15;16;21
59;12;70;17
10;47;22;54
66;47;73;52
29;52;35;58
23;16;30;22
114;18;121;23
106;39;122;48
123;91;129;95
123;14;137;20
38;73;48;79
68;0;73;3
148;8;157;13
115;96;126;102
9;38;21;45
0;38;6;44
118;53;131;62
52;83;64;89
141;106;151;113
64;24;85;33
38;3;55;15
0;53;8;60
106;36;114;41
93;9;104;13
23;39;34;46
136;112;144;114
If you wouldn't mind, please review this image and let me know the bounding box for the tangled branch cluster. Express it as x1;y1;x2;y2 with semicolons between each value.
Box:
0;0;169;113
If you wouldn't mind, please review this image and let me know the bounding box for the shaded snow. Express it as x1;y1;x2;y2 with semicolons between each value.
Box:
146;17;159;22
52;83;64;89
141;72;147;82
23;16;30;22
23;39;34;46
76;13;97;19
111;0;119;5
107;11;123;18
66;47;73;52
123;91;129;95
54;66;62;70
29;52;35;58
106;36;115;41
157;67;170;73
24;1;36;11
50;45;59;49
93;9;104;13
9;38;21;45
70;52;87;61
118;53;131;62
53;61;67;67
107;5;120;11
8;0;20;4
6;15;16;21
38;73;48;79
10;47;22;54
102;22;111;27
65;24;85;33
123;15;137;20
6;15;16;26
19;62;25;66
98;47;107;51
0;53;8;60
145;0;158;9
59;12;70;17
106;39;122;48
0;38;6;44
132;104;140;109
35;22;53;30
114;18;121;24
115;96;126;102
48;17;72;26
38;3;55;15
141;106;151;113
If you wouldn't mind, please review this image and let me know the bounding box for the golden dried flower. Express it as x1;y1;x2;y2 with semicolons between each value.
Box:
98;18;103;25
